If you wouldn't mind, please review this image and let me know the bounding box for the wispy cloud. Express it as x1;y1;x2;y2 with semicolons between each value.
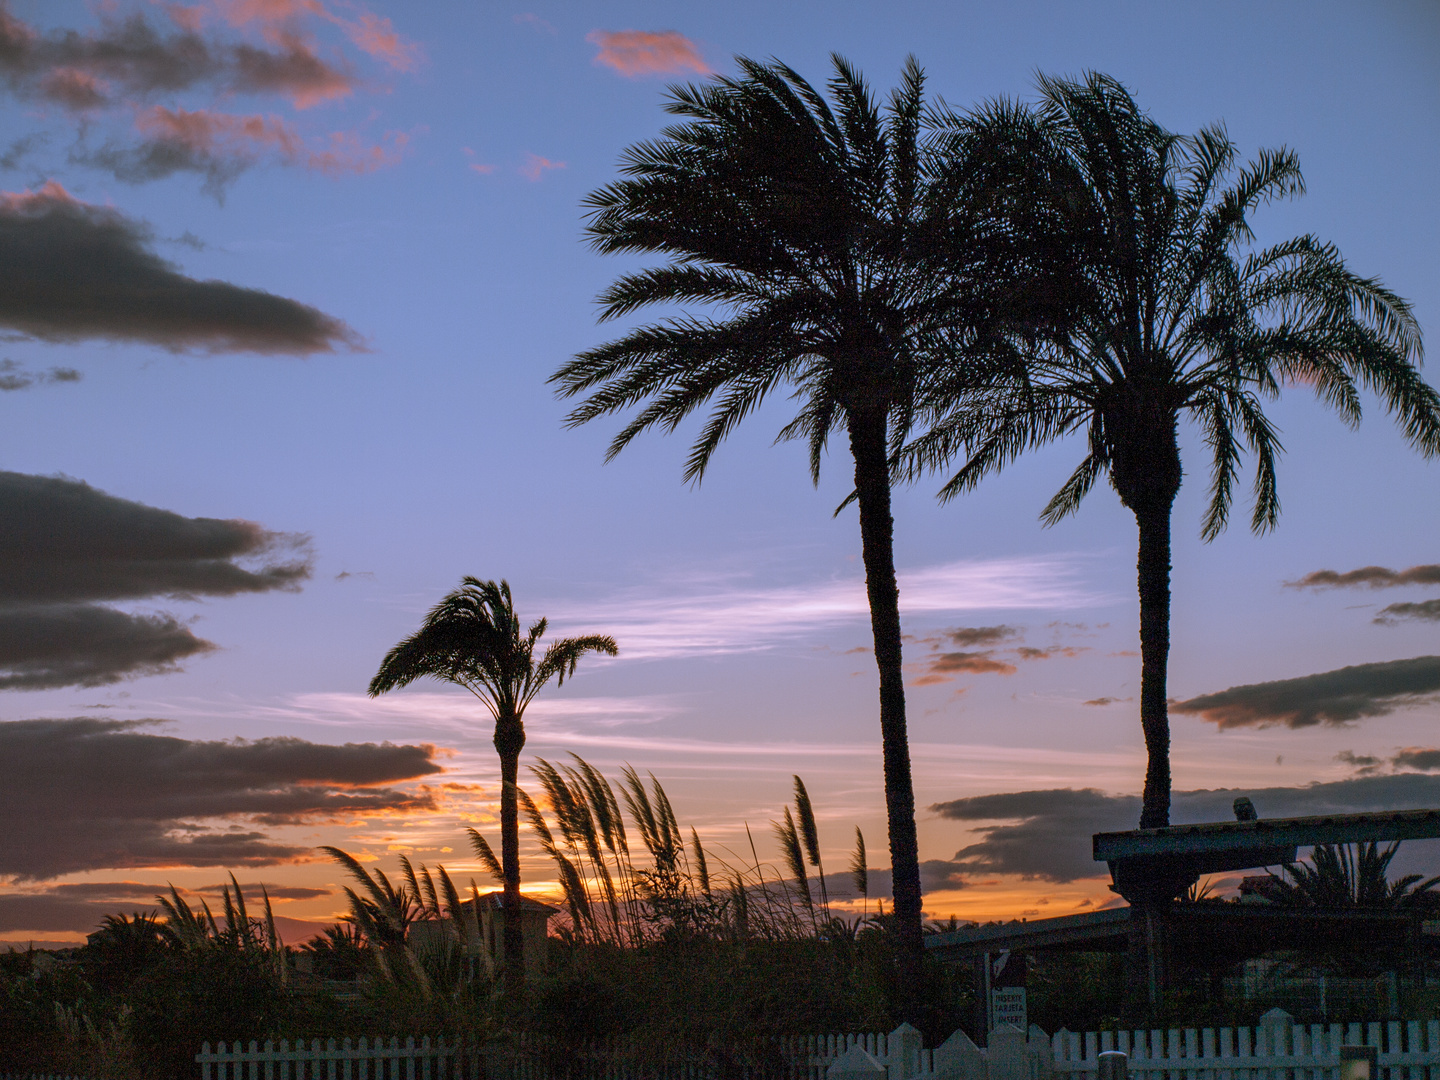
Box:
513;13;555;34
519;153;564;181
586;30;708;78
546;555;1108;660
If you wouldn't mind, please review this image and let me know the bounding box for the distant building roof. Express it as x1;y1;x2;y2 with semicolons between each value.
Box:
460;892;558;916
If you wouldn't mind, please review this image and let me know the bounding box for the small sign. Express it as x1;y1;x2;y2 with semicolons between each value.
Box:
990;986;1027;1031
1340;1046;1377;1080
987;951;1027;1032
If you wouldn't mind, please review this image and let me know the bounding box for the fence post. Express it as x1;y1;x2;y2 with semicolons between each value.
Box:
932;1027;985;1080
827;1045;887;1080
889;1023;923;1080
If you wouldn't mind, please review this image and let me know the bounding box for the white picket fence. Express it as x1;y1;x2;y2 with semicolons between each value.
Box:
196;1035;481;1079
1050;1013;1440;1080
191;1015;1440;1080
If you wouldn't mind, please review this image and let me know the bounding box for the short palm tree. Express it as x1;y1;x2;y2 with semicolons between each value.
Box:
910;74;1440;828
368;577;617;986
1266;842;1440;910
550;55;1020;967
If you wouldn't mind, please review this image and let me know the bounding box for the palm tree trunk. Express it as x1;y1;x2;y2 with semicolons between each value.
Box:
847;408;924;973
495;715;526;989
1134;499;1173;830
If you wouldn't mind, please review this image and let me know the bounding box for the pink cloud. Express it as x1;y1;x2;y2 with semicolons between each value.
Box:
0;180;80;213
462;147;494;175
231;28;357;108
514;13;555;34
340;11;421;71
520;153;565;181
586;29;709;78
304;128;408;175
135;105;304;158
202;0;422;71
130;106;405;176
39;68;109;110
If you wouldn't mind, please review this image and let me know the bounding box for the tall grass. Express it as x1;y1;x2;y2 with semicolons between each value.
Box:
461;755;862;947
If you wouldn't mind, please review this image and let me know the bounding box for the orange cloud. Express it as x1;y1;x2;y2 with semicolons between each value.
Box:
520;153;565;181
586;29;708;78
928;651;1018;676
469;163;495;175
514;13;555;34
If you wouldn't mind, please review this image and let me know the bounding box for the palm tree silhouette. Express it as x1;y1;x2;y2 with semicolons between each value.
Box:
368;577;616;987
551;56;1016;966
910;74;1440;828
1266;842;1440;911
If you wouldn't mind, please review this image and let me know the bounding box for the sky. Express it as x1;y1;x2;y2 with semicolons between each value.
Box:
2;0;1439;949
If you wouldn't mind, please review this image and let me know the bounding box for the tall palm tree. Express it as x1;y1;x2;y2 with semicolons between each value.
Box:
550;56;1018;966
909;73;1440;829
368;577;617;986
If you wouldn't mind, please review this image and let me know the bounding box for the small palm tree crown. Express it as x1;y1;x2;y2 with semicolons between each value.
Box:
368;577;616;724
1265;842;1440;911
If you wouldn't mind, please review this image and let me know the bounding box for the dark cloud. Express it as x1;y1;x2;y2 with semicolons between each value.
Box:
1286;564;1440;590
1016;645;1086;660
0;880;331;938
818;859;968;901
0;132;45;170
0;604;212;689
0;182;359;352
1083;696;1127;707
0;358;80;390
1171;656;1440;729
0;471;310;604
80;134;249;198
945;626;1021;647
1336;750;1383;775
195;884;330;902
1376;600;1440;624
0;7;356;112
0;471;312;689
1393;748;1440;772
0;717;443;880
930;775;1440;883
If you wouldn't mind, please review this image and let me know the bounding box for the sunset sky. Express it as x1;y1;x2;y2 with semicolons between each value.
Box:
2;0;1439;949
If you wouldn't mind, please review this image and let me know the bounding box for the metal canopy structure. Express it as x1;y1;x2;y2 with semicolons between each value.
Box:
1094;808;1440;903
927;807;1440;1015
